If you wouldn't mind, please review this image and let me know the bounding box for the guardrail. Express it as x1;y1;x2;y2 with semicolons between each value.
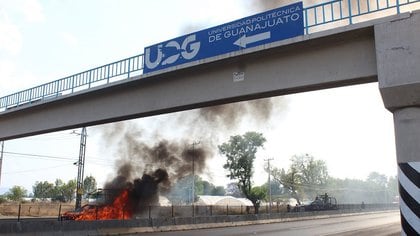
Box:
1;0;419;111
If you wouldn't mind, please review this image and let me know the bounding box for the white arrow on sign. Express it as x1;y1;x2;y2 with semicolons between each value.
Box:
234;31;271;48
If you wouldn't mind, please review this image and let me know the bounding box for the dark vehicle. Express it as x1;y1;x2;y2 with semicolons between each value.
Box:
60;204;97;220
305;193;338;211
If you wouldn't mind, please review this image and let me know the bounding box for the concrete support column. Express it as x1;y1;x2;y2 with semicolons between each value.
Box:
393;108;420;235
375;11;420;235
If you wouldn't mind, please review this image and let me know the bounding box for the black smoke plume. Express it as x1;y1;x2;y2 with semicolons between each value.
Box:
98;95;286;214
99;124;211;214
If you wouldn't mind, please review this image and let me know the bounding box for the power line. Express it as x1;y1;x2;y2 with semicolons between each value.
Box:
3;151;76;161
15;130;81;140
2;151;117;171
85;161;114;167
3;151;110;163
2;163;73;175
2;160;113;175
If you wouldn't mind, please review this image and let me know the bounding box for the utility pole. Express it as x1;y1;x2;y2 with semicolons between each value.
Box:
75;127;87;210
191;141;200;204
0;141;4;185
265;158;274;213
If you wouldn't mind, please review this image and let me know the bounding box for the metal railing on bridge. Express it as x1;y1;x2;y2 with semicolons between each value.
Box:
304;0;420;34
0;54;143;110
1;0;419;111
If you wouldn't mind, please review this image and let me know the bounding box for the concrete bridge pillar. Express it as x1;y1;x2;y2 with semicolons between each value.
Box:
375;11;420;235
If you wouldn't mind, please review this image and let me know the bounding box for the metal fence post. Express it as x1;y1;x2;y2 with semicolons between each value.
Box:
58;204;62;221
171;205;174;218
226;205;229;216
396;0;400;14
149;205;151;220
148;205;153;227
17;204;21;221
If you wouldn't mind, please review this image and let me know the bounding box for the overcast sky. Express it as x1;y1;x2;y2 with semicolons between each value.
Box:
0;0;403;193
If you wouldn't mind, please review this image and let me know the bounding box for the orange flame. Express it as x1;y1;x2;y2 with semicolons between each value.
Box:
75;189;132;221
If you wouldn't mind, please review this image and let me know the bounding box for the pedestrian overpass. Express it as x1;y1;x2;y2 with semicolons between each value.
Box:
0;1;419;234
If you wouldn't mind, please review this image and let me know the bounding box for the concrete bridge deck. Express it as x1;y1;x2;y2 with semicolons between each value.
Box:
0;13;412;141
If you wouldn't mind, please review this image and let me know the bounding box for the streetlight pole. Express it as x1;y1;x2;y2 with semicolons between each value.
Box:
265;158;274;213
191;141;200;204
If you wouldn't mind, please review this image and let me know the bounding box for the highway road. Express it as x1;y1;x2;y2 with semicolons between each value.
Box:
137;211;400;236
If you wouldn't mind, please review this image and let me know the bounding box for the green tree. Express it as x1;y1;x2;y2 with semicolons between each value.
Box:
387;176;398;202
0;195;7;204
212;186;226;196
33;179;76;202
52;179;65;202
33;181;54;200
272;167;302;204
366;172;388;203
194;177;226;196
271;154;329;204
83;175;97;196
367;172;387;187
200;180;213;195
194;176;205;196
248;186;267;213
62;180;77;202
219;131;266;212
6;186;27;202
290;154;329;199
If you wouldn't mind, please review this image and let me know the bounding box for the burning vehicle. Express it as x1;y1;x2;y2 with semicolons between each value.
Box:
304;193;338;211
61;189;131;221
61;204;98;220
61;168;170;221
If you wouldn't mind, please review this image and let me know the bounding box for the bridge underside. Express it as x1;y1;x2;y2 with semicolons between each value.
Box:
0;22;378;141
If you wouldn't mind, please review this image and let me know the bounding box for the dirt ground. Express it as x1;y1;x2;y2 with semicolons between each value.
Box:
0;202;75;217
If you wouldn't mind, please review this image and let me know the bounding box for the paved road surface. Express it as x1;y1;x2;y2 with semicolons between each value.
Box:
135;211;400;236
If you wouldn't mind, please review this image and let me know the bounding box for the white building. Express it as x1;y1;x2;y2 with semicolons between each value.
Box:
196;195;253;206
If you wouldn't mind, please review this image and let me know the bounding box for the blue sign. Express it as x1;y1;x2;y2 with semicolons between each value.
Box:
144;2;303;73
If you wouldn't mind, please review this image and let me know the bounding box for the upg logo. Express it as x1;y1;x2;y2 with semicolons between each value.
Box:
144;34;201;73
